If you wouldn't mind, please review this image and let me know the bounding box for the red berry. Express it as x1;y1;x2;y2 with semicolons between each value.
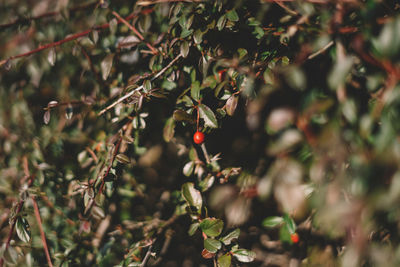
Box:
193;131;205;144
290;233;299;244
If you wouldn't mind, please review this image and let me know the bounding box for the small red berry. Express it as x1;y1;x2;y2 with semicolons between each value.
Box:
193;131;205;144
290;233;299;244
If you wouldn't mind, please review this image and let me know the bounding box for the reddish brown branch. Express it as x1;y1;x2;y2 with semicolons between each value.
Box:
111;11;158;54
32;196;54;267
0;13;136;67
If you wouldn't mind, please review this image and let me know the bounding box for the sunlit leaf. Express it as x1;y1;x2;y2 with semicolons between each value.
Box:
204;238;221;253
16;217;31;243
199;104;218;128
200;218;223;237
101;54;114;80
232;249;255;263
182;182;202;211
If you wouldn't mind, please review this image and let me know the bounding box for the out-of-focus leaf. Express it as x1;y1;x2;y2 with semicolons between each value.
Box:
188;222;199;236
218;253;232;267
262;216;284;228
65;105;73;120
283;214;296;234
183;161;195;177
232;249;256;263
43;110;50;124
116;154;130;164
101;54;114;80
226;95;238;116
226;10;239;22
47;47;56;66
163;117;175;142
180;41;189;58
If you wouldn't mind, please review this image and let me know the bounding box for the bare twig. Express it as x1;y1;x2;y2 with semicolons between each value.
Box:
98;54;182;116
307;40;334;60
0;14;136;67
140;244;153;267
200;143;211;164
32;196;54;267
274;1;298;16
111;11;158;54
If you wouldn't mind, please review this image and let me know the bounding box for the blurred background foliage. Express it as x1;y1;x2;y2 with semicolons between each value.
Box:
0;0;400;266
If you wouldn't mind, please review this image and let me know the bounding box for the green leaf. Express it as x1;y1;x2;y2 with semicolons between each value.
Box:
198;104;218;128
188;222;200;236
143;80;152;92
217;15;227;31
182;182;202;211
220;228;240;245
181;28;193;38
232;249;256;263
173;110;194;122
180;40;190;58
200;218;224;237
116;154;130;164
194;29;203;44
163;117;175;142
16;217;30;243
262;216;284;228
218;253;232;267
226;10;239;22
283;214;296;234
101;54;114;80
191;81;201;102
204;238;222;253
183;161;195;177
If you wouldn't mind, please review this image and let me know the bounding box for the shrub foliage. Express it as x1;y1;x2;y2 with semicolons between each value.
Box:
0;0;400;266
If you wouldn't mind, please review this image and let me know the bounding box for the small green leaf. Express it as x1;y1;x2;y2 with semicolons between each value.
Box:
183;161;195;177
143;80;152;92
220;228;240;245
283;214;296;234
101;54;114;80
218;253;232;267
232;249;256;263
116;154;130;164
188;222;200;236
199;104;218;128
180;41;190;58
200;218;224;237
204;238;222;253
163;117;175;142
191;81;201;102
182;182;202;211
194;29;203;44
262;216;284;228
16;217;31;243
217;15;227;31
226;10;239;22
181;28;193;38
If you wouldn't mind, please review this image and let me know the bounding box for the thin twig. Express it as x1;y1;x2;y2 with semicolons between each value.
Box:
140;244;153;267
98;54;182;116
0;14;136;67
200;143;211;164
307;40;334;60
111;11;158;54
274;1;298;16
32;196;54;267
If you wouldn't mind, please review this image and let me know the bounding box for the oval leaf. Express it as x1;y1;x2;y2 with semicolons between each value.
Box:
199;104;218;128
226;10;239;22
226;95;238;116
43;110;51;125
16;217;31;243
183;161;195;177
204;238;222;253
220;228;240;245
47;47;56;66
200;218;224;237
218;253;232;267
101;54;114;80
180;41;190;58
283;213;296;234
182;182;202;211
201;248;215;259
232;249;256;263
116;154;130;164
262;216;284;228
163;117;175;142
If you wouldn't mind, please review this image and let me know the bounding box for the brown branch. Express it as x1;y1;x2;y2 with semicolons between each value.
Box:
0;13;136;67
111;11;158;55
98;54;182;116
32;196;54;267
0;1;98;30
137;0;204;6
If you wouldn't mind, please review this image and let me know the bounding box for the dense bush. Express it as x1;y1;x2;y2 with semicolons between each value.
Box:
1;0;400;266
